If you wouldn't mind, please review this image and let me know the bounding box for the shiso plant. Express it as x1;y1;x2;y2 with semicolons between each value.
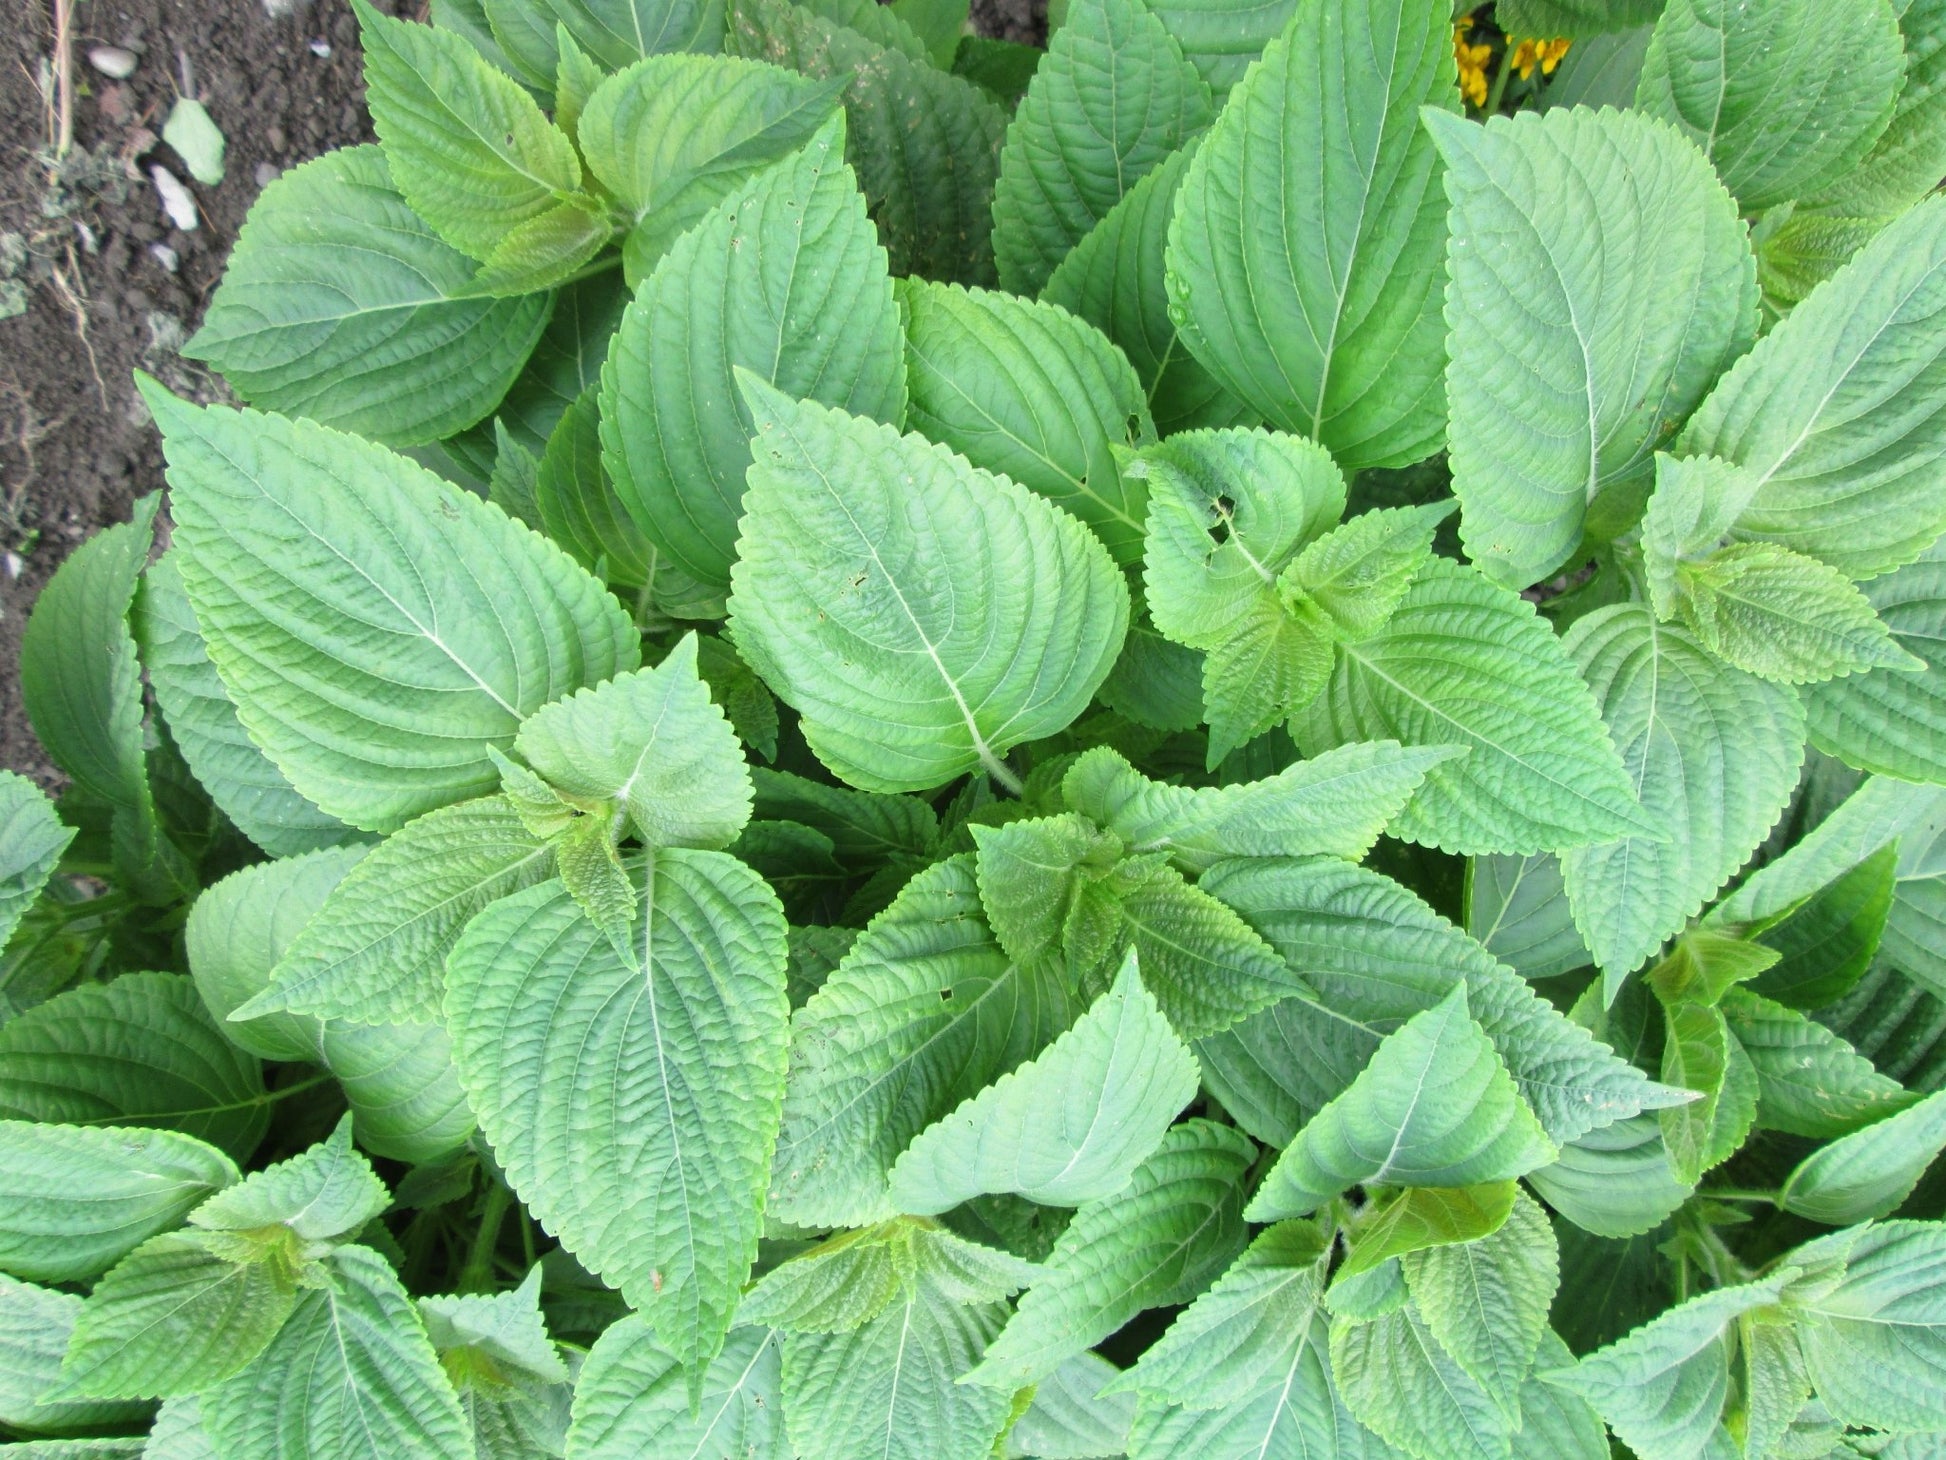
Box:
4;0;1946;1455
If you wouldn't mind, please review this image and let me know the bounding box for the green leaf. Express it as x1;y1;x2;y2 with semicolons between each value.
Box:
727;0;1007;284
241;797;553;1026
727;377;1129;793
444;851;788;1371
146;389;637;834
1425;106;1756;588
1756;213;1893;310
1639;452;1762;623
419;1268;567;1386
1166;0;1454;471
1648;930;1782;1007
184;147;551;447
1786;1219;1946;1432
967;1119;1254;1389
190;1117;389;1243
991;0;1211;295
600;117;906;590
1885;813;1946;998
1061;740;1456;872
1526;1112;1695;1239
898;279;1154;564
1291;501;1456;641
1496;0;1665;34
316;1020;476;1167
953;36;1045;107
1781;1089;1946;1223
355;0;586;262
566;1319;787;1460
1144;0;1295;97
136;555;356;859
1808;539;1946;784
1330;1302;1514;1460
1342;1182;1517;1278
56;1231;293;1400
1722;988;1914;1139
201;1244;471;1460
1122;1321;1354;1459
1245;986;1556;1220
1550;1275;1792;1460
1402;1189;1558;1419
507;0;725;78
893;0;966;64
1466;853;1590;982
888;952;1199;1212
750;769;938;868
1751;842;1896;1010
1110;1219;1327;1408
1679;542;1922;685
0;974;265;1158
769;856;1078;1228
1660;999;1758;1184
422;1273;573;1460
1005;1350;1134;1458
531;389;658;590
1636;0;1904;213
1677;196;1946;580
0;1273;148;1433
1510;1333;1609;1460
1294;558;1657;854
1801;0;1946;218
0;775;71;956
0;1121;237;1284
744;1219;1039;1333
1560;606;1806;989
1040;144;1249;440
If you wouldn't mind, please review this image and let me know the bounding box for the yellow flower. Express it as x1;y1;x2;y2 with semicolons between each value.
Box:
1510;36;1573;81
1453;20;1493;107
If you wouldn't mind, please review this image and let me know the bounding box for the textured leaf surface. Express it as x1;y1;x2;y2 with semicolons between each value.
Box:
1005;1350;1135;1458
1807;539;1946;783
530;389;658;591
1165;0;1455;471
566;1318;786;1460
1722;988;1914;1139
599;113;906;588
1803;0;1946;217
1427;106;1755;587
1331;1303;1513;1460
190;1117;388;1242
991;0;1211;295
148;390;637;833
0;775;72;957
1787;1220;1946;1431
1525;1112;1695;1239
1466;853;1589;982
445;852;788;1370
728;380;1128;793
1679;541;1921;685
0;1273;148;1433
1781;1090;1946;1224
1145;0;1295;96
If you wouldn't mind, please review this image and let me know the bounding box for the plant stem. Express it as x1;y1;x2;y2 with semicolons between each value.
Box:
461;1181;513;1293
980;747;1024;797
1700;1187;1780;1205
1484;40;1515;115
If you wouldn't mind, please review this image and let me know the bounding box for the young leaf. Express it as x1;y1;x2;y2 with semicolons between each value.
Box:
189;1116;389;1243
1677;196;1946;580
898;280;1155;564
0;1273;148;1434
0;1122;237;1284
1659;1000;1758;1184
1291;501;1456;640
1245;986;1557;1221
1636;0;1904;213
1561;605;1806;992
0;774;72;956
531;389;658;590
444;851;788;1372
991;0;1212;295
1780;1089;1946;1224
1785;1219;1946;1432
599;112;907;590
421;1272;573;1459
727;378;1129;794
185;147;551;447
1426;106;1756;588
1342;1182;1517;1278
888;953;1199;1212
1330;1301;1514;1460
566;1319;787;1460
1295;558;1658;854
145;388;637;834
967;1119;1254;1389
1166;0;1455;471
1639;452;1764;622
1721;988;1914;1139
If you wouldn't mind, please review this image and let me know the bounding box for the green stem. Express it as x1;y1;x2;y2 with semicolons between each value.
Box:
1484;41;1515;115
461;1182;513;1293
1700;1187;1780;1205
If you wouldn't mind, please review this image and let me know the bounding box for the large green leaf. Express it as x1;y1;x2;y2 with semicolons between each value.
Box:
0;1122;237;1284
145;388;636;833
1496;0;1665;34
727;379;1128;793
898;280;1154;564
0;974;265;1158
1750;844;1895;1011
529;390;658;591
991;0;1211;295
1525;1113;1695;1239
727;0;1006;284
1145;0;1295;96
600;116;906;589
967;1119;1253;1390
1122;1320;1353;1460
0;776;71;957
489;0;725;82
1006;1351;1136;1458
887;953;1198;1212
200;1244;471;1460
1426;106;1755;588
1808;539;1946;784
1781;1090;1946;1224
1636;0;1904;213
1561;606;1805;992
566;1319;787;1460
1330;1302;1514;1460
0;1274;148;1433
445;852;787;1371
1293;558;1655;854
1722;988;1915;1139
1677;196;1946;580
1786;1220;1946;1432
1802;0;1946;218
770;856;1078;1227
1245;986;1557;1221
1466;853;1590;982
1165;0;1455;471
1885;813;1946;998
185;147;551;447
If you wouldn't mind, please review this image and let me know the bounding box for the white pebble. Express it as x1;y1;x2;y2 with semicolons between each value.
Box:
148;243;179;273
309;38;331;57
150;165;199;231
87;45;138;79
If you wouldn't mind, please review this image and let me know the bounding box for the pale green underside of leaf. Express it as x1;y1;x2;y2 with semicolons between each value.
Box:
1808;540;1946;783
1428;106;1755;588
1126;1318;1357;1460
1722;988;1915;1140
185;147;551;448
991;0;1212;296
0;1273;149;1433
1781;1088;1946;1224
445;853;787;1371
0;774;73;956
898;279;1154;565
1331;1303;1513;1460
727;382;1128;793
1526;1113;1694;1238
1466;853;1590;982
567;1318;787;1460
1677;196;1946;580
1788;1220;1946;1432
1636;0;1904;214
148;390;637;833
1292;558;1655;855
1802;0;1946;218
0;1121;237;1284
1144;0;1294;97
1165;0;1456;471
1561;606;1805;985
599;112;906;589
1006;1350;1136;1458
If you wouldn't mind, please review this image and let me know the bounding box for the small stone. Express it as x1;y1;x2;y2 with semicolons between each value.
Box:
87;45;138;79
150;164;198;231
267;124;287;153
253;161;281;188
96;83;132;123
309;38;332;57
148;242;179;273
